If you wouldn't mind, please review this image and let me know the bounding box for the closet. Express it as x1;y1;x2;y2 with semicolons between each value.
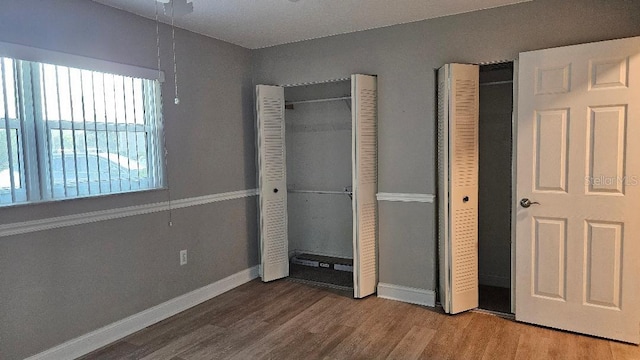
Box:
256;74;378;298
437;63;480;314
477;62;513;314
437;62;515;315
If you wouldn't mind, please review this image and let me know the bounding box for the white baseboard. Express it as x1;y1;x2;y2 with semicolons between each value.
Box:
26;265;260;360
377;283;436;307
479;274;510;288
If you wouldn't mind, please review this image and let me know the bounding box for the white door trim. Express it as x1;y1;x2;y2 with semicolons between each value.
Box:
511;59;519;314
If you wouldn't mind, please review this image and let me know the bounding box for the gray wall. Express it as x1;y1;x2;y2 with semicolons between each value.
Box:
252;0;640;291
0;1;256;359
2;0;640;358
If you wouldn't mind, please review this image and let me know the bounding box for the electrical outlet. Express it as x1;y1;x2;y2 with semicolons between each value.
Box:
180;250;188;266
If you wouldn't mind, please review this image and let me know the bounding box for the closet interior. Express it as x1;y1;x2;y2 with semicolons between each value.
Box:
285;80;355;291
256;74;378;299
477;62;514;313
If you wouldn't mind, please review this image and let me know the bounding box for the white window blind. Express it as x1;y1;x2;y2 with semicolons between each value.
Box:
0;54;164;206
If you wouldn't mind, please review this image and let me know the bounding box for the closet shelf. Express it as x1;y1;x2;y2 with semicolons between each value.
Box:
288;189;351;196
285;96;351;105
480;80;513;86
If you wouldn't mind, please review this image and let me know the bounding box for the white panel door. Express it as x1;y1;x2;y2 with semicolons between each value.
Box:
437;64;480;314
516;36;640;343
352;74;378;298
256;85;289;282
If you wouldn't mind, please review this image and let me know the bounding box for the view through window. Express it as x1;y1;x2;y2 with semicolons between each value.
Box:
0;56;164;205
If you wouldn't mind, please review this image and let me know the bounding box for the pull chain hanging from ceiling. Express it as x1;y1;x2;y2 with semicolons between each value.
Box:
170;0;180;105
155;1;162;83
155;0;174;227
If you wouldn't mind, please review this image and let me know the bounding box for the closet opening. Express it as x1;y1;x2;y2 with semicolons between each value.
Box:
284;80;355;292
477;61;514;314
256;75;378;298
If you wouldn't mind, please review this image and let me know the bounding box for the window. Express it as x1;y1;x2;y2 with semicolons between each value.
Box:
0;55;164;206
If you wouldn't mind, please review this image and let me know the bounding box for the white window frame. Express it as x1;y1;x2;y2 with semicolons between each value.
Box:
0;41;166;207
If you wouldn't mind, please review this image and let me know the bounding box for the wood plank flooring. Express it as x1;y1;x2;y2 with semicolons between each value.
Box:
80;279;640;360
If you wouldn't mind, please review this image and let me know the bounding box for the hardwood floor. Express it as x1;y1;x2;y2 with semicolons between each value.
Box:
81;279;640;360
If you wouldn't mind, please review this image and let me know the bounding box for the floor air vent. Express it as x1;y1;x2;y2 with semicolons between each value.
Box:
289;253;354;291
291;253;353;273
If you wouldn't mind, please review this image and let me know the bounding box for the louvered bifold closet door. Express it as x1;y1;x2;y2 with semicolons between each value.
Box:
256;85;289;282
437;65;452;313
352;74;378;298
438;64;480;314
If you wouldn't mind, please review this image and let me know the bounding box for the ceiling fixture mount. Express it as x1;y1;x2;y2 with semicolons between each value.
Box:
156;0;193;16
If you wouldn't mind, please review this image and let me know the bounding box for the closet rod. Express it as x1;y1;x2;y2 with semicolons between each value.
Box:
288;189;350;196
285;96;351;105
480;80;513;86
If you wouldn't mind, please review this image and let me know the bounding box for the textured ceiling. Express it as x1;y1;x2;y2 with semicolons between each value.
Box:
92;0;533;49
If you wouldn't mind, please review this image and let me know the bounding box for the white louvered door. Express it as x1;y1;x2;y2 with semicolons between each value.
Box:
256;85;289;282
437;64;480;314
352;74;378;298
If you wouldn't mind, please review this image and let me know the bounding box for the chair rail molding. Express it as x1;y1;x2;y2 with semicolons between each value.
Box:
0;189;258;238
